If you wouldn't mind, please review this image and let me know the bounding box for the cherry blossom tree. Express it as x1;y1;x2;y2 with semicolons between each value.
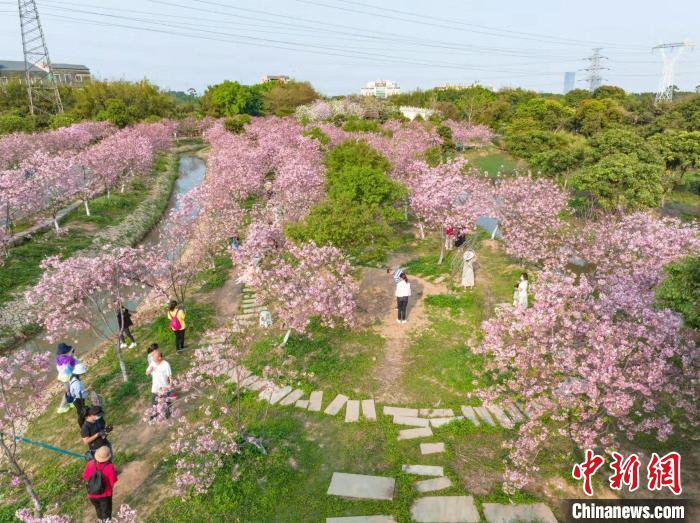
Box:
0;351;52;516
26;247;165;382
443;120;493;148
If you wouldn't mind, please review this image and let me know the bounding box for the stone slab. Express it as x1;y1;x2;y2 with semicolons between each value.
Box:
327;517;396;523
430;417;462;428
239;375;260;388
398;427;433;440
361;399;377;421
247;379;273;392
326;472;395;501
383;406;418;417
345;400;360;422
402;464;444;476
414;476;453;493
460;406;480;426
324;394;349;416
503;402;525;423
279;388;304;406
259;385;292;405
419;408;455;418
393;416;430;427
295;399;309;409
420;442;446;455
473;406;496;426
482;503;557;523
229;368;252;385
411;496;480;523
485;404;513;428
308;391;323;412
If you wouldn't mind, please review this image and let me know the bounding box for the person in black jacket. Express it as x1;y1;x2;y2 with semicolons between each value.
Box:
116;304;136;349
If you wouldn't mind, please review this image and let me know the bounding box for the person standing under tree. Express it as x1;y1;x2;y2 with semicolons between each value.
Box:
82;445;118;522
55;342;77;414
395;272;411;324
515;272;529;309
461;250;476;288
116;304;136;349
146;343;173;419
167;300;186;353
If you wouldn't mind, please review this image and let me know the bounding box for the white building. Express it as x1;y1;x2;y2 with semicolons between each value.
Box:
360;80;401;98
400;106;434;120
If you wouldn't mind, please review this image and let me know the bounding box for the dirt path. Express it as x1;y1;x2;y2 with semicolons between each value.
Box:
372;272;449;404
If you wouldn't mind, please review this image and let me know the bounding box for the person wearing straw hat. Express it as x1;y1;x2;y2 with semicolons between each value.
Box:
461;250;476;288
82;445;118;522
69;363;88;427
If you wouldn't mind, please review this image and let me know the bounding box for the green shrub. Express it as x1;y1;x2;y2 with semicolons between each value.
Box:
224;114;251;133
656;256;700;329
342;116;379;132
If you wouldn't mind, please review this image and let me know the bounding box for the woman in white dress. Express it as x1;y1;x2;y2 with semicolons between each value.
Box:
461;250;475;288
515;272;529;309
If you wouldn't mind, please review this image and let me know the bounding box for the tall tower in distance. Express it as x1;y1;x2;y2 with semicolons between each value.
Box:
17;0;63;115
652;41;694;105
563;72;576;94
582;48;608;92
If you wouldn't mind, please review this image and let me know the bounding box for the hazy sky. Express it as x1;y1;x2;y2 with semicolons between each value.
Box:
1;0;699;96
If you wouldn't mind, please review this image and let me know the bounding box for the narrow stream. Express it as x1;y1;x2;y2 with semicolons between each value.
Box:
18;155;206;355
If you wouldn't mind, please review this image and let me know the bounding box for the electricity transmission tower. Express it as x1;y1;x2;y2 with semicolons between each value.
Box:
652;42;694;104
581;48;608;92
17;0;63;115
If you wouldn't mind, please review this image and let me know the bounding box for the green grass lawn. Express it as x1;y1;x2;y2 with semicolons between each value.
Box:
467;152;520;176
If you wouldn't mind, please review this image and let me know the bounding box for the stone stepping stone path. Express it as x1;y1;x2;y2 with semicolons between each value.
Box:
279;388;304;406
327;517;396;523
414;476;453;493
402;464;444;476
482;503;557;523
361;399;377;421
419;408;454;418
384;406;418;417
429;416;462;428
308;391;323;412
420;442;445;455
324;394;349;416
459;406;480;426
393;416;430;428
327;472;395;501
503;402;525;423
345;400;360;422
398;427;433;440
484;404;513;429
473;406;496;426
411;496;480;523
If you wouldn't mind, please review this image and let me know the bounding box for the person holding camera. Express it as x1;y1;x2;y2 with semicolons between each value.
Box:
81;406;113;458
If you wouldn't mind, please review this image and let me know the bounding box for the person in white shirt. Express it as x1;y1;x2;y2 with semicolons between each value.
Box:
515;272;529;309
395;272;411;324
146;344;172;416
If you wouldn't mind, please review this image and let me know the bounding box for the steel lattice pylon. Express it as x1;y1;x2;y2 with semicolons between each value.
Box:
652;42;694;105
17;0;63;115
581;48;608;92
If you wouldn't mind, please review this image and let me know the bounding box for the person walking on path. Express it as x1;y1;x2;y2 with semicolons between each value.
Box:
69;363;89;428
395;272;411;324
116;304;136;349
146;343;173;419
81;406;112;459
515;272;529;310
82;445;118;522
167;300;186;353
56;342;78;414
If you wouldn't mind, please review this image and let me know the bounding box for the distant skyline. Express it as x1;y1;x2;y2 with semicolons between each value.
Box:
1;0;699;96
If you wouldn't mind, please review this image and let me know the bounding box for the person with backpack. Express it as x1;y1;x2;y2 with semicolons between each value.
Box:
68;363;89;428
167;300;186;353
82;445;118;522
116;304;137;349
